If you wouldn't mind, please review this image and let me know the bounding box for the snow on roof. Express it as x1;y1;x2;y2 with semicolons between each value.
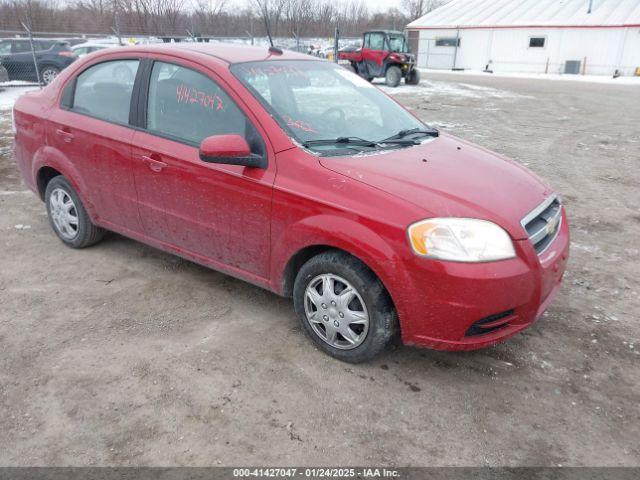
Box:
407;0;640;29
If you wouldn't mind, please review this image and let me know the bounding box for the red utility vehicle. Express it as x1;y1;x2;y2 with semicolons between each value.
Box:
13;44;569;362
338;30;419;87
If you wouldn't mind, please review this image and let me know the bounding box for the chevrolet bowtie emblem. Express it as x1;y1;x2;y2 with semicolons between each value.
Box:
546;216;559;235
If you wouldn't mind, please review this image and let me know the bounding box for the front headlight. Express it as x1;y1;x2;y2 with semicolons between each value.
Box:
408;218;516;262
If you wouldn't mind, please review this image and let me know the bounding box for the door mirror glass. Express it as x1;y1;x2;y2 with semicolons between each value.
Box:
199;135;265;169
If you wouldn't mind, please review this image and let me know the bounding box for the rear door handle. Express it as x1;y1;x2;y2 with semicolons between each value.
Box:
141;155;168;173
56;129;74;143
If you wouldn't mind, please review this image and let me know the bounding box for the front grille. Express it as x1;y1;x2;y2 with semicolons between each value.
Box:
521;195;562;255
465;310;515;337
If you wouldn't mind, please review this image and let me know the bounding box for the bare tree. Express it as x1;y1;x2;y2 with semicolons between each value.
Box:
0;0;413;38
402;0;449;21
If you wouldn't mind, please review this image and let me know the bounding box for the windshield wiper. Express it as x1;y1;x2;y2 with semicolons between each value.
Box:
303;136;419;149
381;127;439;142
302;137;379;148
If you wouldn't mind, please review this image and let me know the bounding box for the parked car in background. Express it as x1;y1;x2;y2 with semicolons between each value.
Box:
60;38;88;47
12;44;569;362
71;43;115;57
0;38;77;85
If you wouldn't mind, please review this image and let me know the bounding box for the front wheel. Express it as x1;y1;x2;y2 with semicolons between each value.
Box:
293;251;397;363
385;66;402;87
45;176;106;248
406;68;421;85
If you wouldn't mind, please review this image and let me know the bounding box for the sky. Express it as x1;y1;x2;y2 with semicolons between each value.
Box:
364;0;406;11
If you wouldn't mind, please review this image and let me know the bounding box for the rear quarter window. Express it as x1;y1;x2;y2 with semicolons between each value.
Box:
72;60;140;125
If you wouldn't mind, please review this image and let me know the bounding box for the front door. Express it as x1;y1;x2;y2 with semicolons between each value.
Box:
362;32;388;77
131;60;274;279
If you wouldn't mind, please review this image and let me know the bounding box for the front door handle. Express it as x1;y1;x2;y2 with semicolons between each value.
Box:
56;129;74;143
141;155;168;173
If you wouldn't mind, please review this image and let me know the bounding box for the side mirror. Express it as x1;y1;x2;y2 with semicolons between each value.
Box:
199;134;266;169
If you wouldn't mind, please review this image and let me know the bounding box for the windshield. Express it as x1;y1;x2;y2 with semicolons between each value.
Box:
231;60;428;155
388;34;407;53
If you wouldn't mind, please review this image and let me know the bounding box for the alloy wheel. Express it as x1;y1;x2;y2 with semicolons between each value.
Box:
41;68;59;85
303;274;369;350
49;187;79;240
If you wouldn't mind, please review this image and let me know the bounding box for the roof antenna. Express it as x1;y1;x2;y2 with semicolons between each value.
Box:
262;10;274;47
587;0;593;14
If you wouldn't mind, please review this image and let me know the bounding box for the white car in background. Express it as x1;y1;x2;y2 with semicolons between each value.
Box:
71;43;118;57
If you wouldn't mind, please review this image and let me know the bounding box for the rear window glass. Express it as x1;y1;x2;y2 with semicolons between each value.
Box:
72;60;139;124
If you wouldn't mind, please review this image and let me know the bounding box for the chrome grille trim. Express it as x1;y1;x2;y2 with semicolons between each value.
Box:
521;194;562;255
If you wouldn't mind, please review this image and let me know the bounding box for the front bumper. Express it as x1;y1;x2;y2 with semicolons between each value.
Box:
397;209;570;350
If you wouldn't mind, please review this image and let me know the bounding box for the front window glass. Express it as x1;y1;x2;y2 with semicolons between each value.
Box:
73;60;139;124
146;62;264;153
0;41;11;54
12;41;31;53
368;33;385;51
232;60;427;155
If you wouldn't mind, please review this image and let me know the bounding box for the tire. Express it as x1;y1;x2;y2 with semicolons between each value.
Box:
40;65;60;85
406;68;421;85
343;63;357;73
45;176;106;249
385;66;402;87
293;250;397;363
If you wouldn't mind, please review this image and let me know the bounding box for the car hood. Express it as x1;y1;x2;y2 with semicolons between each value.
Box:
318;133;552;240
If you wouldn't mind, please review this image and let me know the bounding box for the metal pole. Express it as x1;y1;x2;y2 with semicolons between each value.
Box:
587;0;594;14
113;10;123;46
334;26;339;63
452;26;460;70
21;21;42;88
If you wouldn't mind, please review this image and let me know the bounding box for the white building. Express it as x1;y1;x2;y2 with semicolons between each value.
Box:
406;0;640;76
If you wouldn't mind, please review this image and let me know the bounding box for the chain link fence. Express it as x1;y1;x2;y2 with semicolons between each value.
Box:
1;26;362;91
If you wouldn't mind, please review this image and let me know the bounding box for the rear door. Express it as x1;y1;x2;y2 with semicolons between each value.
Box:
130;58;275;278
1;40;36;81
46;58;143;232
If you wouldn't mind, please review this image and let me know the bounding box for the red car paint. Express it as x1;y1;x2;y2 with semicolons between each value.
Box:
12;44;569;350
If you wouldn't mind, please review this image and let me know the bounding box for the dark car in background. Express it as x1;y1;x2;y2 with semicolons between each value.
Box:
0;38;77;85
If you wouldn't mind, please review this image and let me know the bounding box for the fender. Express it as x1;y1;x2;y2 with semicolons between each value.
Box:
270;213;412;311
31;145;98;222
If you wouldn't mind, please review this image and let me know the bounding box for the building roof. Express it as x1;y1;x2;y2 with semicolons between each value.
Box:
407;0;640;29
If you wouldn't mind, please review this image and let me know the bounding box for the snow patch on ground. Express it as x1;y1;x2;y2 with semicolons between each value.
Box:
377;78;526;99
0;87;38;111
420;69;640;85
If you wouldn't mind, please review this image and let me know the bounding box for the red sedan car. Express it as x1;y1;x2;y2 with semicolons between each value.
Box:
13;44;569;362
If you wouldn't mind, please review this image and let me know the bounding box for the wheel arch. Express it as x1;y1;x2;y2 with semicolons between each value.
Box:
36;165;62;200
273;216;404;312
32;147;97;220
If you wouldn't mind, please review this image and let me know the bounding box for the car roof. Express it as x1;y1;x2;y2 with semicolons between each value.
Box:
367;30;405;35
127;43;314;65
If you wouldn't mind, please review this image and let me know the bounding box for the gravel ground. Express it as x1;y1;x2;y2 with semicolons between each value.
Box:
0;73;639;466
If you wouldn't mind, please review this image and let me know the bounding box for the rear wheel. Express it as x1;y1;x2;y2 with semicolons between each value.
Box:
293;251;397;363
40;65;60;85
45;176;106;248
385;66;402;87
406;68;421;85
